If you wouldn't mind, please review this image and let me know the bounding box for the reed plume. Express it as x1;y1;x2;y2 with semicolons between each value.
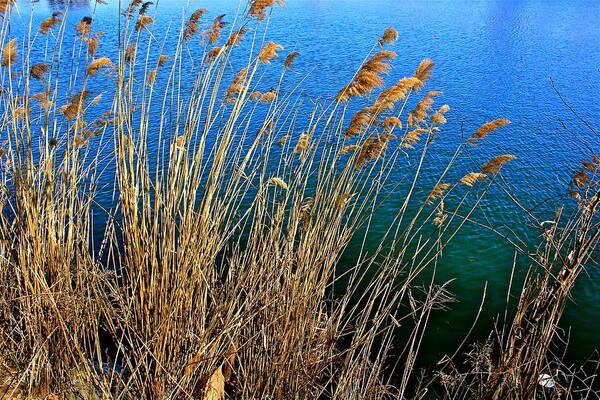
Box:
139;1;153;15
225;66;249;102
183;8;208;40
148;69;157;84
427;182;452;202
249;0;286;20
480;154;516;174
59;90;90;119
345;106;377;138
411;58;434;90
0;0;14;14
572;170;591;189
1;38;16;67
362;50;397;73
258;41;284;63
257;121;274;135
207;15;228;44
401;127;426;148
268;177;288;190
135;15;154;31
582;159;598;173
38;99;54;109
433;201;447;226
294;132;310;153
458;172;487;186
207;46;224;61
354;133;396;168
90;93;102;105
336;50;397;101
123;0;143;18
430;104;450;125
157;54;170;67
380;116;402;130
125;43;136;62
73;135;86;147
80;32;103;56
76;17;93;36
259;89;277;103
38;12;63;35
87;56;113;75
378;27;399;47
407;92;439;127
285;51;299;68
277;135;289;146
30;91;50;100
468;118;511;145
338;144;360;155
225;27;250;47
30;63;50;80
375;76;420;106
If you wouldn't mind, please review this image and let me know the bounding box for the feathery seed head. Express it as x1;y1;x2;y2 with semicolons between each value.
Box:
258;42;284;63
206;15;229;44
135;15;154;31
480;154;516;174
157;55;170;67
337;51;397;102
76;17;93;36
1;38;17;67
378;27;399;47
458;172;487;186
87;57;113;76
468;118;511;145
30;63;50;80
39;14;63;35
285;51;299;68
249;0;286;20
412;58;435;90
427;183;452;203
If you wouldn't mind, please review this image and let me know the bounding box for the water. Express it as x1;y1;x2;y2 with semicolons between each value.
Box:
11;0;600;368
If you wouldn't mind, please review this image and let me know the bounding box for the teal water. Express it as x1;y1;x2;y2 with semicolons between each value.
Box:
11;0;600;368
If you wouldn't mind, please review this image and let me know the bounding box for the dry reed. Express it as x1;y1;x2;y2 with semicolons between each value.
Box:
0;4;578;400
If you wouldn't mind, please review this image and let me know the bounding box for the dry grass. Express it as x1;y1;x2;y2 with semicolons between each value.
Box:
435;161;600;399
0;2;595;400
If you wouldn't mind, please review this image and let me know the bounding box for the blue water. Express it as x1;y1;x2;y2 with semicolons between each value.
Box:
10;0;600;366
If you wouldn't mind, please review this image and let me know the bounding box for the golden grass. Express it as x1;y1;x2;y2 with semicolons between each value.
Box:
480;154;517;174
30;63;50;80
249;0;286;20
258;41;284;63
0;2;590;400
86;56;113;75
469;118;512;145
1;38;16;67
284;50;299;68
337;50;397;101
38;12;63;35
379;27;399;47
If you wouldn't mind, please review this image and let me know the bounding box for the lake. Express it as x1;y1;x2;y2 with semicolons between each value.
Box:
12;0;600;368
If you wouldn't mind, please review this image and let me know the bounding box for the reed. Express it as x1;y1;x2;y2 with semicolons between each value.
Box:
0;1;594;399
435;157;600;399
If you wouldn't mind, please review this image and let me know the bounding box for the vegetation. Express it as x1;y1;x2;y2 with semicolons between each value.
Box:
0;0;597;399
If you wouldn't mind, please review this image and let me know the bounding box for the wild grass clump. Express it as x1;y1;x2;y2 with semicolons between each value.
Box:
0;1;595;399
433;156;600;400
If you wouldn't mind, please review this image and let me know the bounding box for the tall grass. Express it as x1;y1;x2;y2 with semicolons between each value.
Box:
436;160;600;399
0;1;596;399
